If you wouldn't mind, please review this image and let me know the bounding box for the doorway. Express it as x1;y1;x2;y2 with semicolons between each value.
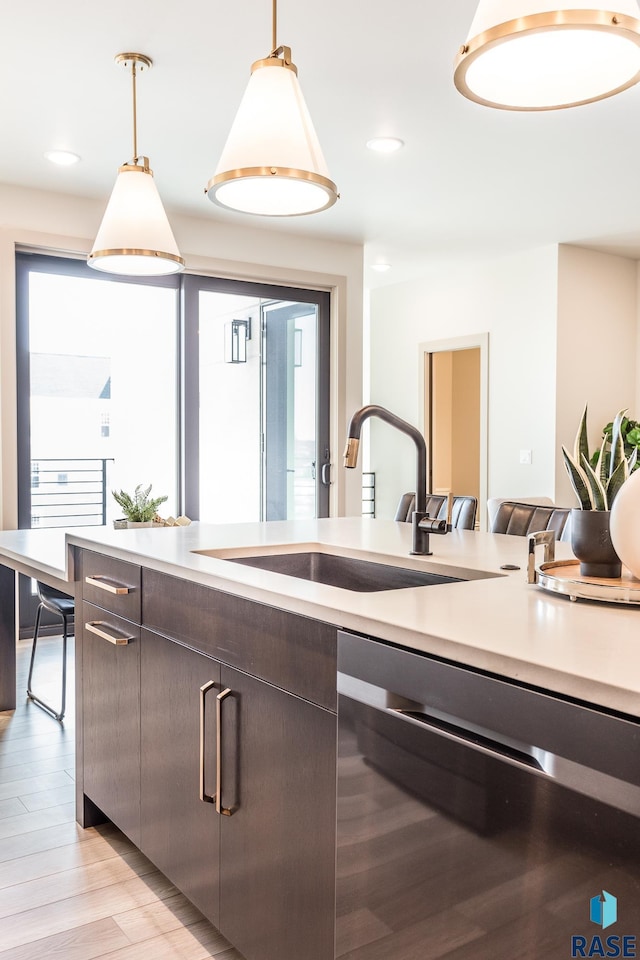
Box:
419;334;488;530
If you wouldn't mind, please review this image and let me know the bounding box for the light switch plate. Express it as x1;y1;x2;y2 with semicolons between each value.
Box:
519;449;532;465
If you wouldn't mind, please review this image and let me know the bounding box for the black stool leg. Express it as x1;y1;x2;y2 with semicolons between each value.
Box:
26;603;67;722
26;601;43;702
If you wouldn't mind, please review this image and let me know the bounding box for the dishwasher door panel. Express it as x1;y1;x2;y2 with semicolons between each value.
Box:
336;633;640;960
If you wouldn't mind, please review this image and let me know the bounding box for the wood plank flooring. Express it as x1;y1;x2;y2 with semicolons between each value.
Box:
0;635;242;960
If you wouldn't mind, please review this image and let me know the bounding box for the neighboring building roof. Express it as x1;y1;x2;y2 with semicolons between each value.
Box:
30;354;111;399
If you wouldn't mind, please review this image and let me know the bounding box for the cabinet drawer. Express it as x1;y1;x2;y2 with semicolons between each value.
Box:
79;550;141;623
82;601;141;648
142;569;337;712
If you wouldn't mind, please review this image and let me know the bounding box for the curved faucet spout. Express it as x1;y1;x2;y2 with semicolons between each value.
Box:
343;404;427;514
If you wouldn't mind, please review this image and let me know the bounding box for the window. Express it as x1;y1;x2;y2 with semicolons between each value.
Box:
17;254;180;529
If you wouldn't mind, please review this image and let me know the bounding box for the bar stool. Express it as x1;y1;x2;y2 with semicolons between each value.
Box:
27;582;74;722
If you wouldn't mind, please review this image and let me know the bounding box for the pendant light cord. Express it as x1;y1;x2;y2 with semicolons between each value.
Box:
272;0;277;54
131;59;138;162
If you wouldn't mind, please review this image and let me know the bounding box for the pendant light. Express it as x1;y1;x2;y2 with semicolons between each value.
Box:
88;53;185;275
206;0;338;216
454;0;640;110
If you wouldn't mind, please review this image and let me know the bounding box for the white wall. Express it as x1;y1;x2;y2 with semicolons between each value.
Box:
555;245;638;506
368;246;559;521
0;183;364;527
369;243;640;523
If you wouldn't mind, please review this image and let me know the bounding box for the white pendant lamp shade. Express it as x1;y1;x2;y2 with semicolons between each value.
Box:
88;163;184;275
207;57;338;216
455;0;640;110
88;53;185;276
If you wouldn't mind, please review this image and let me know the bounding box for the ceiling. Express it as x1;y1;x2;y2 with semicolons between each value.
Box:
4;0;640;287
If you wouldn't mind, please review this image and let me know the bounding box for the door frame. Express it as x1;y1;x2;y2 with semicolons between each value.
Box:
418;333;489;531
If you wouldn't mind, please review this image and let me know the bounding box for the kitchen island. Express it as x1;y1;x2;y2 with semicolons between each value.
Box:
1;517;637;712
1;518;640;960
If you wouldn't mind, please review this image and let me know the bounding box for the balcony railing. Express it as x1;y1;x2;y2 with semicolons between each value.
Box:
30;458;114;529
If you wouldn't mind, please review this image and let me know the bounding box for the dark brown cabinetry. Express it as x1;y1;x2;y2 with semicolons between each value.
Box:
82;604;141;844
76;548;338;960
79;551;142;846
219;665;336;960
140;629;221;926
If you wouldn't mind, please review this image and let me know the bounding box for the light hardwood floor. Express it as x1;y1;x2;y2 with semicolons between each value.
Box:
0;634;242;960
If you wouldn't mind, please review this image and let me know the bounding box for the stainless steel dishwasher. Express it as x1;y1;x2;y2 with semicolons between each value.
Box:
336;630;640;960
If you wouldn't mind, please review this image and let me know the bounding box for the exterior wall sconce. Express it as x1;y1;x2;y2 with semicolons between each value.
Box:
225;318;251;363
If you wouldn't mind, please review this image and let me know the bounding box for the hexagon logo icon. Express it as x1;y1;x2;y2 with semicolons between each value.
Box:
590;891;617;930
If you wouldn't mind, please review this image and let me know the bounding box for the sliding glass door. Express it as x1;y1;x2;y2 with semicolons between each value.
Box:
17;256;331;534
183;275;330;522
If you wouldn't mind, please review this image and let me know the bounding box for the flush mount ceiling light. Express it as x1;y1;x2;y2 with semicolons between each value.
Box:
370;262;391;272
44;150;81;166
88;53;185;276
206;0;338;216
366;137;404;153
454;0;640;110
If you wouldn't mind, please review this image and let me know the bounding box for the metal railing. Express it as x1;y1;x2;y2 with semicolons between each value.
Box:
30;458;114;528
362;471;376;518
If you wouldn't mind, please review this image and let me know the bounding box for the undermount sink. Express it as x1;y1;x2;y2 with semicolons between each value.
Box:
215;550;464;592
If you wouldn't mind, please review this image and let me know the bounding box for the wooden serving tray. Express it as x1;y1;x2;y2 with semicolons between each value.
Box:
536;560;640;605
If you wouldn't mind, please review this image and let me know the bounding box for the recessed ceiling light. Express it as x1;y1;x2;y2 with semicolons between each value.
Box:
371;263;391;273
366;137;404;153
44;150;81;166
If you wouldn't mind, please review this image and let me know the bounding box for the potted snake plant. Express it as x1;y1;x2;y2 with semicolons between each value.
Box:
112;484;168;528
562;407;636;578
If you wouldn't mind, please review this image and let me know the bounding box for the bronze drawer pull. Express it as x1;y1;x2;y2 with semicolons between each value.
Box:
85;575;130;595
85;621;134;645
199;680;217;804
216;687;235;816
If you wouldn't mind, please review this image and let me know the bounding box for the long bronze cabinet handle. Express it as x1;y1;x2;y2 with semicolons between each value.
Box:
199;680;217;804
85;620;135;645
216;687;235;816
85;575;131;595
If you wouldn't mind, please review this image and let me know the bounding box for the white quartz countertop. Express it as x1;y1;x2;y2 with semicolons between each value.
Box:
1;518;639;716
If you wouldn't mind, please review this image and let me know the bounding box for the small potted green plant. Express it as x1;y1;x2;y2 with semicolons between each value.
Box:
562;407;636;578
112;484;168;528
590;414;640;475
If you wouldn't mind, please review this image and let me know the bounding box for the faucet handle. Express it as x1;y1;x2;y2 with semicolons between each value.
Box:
411;511;448;555
343;437;359;468
417;516;448;534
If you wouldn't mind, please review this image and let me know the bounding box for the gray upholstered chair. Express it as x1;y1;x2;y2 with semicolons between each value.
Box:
394;493;477;530
489;500;571;539
446;496;478;530
394;494;445;523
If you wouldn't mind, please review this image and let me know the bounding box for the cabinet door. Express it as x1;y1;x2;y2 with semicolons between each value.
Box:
82;602;141;845
219;666;336;960
140;630;221;926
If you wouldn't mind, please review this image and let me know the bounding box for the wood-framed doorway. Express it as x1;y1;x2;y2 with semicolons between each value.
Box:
418;333;489;531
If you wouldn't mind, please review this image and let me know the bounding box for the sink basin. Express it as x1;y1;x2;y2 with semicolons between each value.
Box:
223;551;464;592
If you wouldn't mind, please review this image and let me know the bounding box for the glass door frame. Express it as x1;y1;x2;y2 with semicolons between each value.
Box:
182;274;331;521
